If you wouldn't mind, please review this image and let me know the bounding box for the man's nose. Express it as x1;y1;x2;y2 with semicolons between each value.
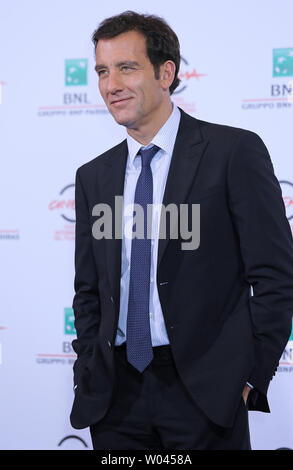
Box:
106;71;123;94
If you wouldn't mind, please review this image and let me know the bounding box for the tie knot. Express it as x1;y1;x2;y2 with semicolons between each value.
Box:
138;145;160;167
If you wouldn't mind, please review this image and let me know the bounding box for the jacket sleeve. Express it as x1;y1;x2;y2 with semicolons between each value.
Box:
227;130;293;408
72;167;101;360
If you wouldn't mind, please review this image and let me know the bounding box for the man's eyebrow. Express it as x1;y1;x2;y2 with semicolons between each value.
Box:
94;61;140;72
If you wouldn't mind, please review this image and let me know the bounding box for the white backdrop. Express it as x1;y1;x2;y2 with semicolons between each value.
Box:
0;0;292;450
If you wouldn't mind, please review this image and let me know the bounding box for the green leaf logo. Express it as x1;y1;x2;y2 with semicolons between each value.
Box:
64;307;76;335
65;59;88;86
273;48;293;77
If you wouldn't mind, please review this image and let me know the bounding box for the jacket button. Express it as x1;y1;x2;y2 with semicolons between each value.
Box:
110;296;114;304
107;340;112;349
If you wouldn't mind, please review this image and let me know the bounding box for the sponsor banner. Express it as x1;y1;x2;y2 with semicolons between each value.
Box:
38;58;108;118
0;229;20;240
36;308;76;366
37;56;205;118
1;1;292;451
242;48;293;111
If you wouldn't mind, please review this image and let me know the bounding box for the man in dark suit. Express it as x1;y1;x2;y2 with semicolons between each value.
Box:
70;11;293;450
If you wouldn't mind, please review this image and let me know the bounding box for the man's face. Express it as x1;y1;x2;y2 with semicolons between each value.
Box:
95;30;166;130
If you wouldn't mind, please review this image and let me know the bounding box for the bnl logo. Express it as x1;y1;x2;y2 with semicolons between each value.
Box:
65;59;88;86
273;48;293;77
64;308;76;335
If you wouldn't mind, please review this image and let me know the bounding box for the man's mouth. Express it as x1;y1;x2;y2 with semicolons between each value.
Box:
110;97;132;107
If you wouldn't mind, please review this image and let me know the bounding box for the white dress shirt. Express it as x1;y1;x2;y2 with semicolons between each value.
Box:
114;103;181;346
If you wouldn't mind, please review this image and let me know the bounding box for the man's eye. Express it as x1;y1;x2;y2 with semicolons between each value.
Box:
98;70;107;76
121;66;132;71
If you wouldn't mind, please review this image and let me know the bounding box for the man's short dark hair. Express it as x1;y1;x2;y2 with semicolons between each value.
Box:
92;10;181;95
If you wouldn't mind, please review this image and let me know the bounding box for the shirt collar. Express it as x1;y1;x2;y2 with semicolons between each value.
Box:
126;103;181;167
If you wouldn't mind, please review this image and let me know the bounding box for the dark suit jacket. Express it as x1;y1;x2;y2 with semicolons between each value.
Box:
70;107;293;430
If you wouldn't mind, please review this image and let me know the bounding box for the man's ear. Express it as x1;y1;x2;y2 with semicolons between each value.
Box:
160;61;176;91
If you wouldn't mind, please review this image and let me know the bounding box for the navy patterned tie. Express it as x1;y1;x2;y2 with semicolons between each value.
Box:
126;145;160;372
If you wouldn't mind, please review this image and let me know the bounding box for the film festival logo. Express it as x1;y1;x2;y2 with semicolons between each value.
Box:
58;435;88;450
172;56;207;114
175;56;207;94
242;47;293;110
48;183;75;241
91;197;200;251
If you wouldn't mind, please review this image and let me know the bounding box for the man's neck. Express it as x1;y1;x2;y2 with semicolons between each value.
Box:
126;101;173;146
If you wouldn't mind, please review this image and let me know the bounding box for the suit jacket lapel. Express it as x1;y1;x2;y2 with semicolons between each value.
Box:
98;139;128;301
157;109;209;267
